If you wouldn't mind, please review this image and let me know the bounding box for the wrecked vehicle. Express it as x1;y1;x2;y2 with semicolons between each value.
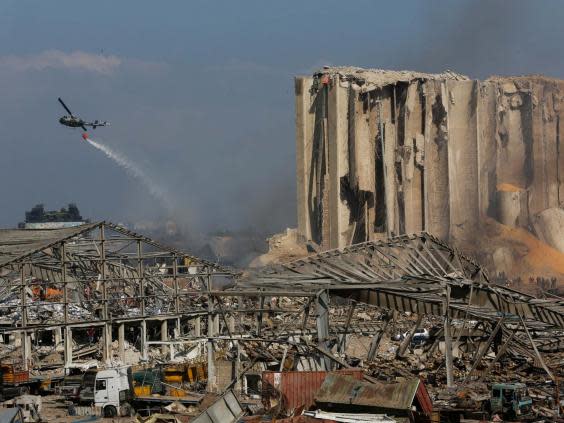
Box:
55;373;84;402
490;383;533;420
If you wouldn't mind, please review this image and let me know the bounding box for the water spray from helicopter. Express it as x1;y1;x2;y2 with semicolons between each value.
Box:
57;97;173;210
84;136;173;210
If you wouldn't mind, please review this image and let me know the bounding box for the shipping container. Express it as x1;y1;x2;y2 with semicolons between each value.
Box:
262;369;363;415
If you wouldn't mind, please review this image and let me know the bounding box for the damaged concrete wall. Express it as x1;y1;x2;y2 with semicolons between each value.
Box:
295;67;564;278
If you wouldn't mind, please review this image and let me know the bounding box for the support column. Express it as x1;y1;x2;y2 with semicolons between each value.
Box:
194;317;201;337
234;341;241;395
316;291;331;370
256;297;265;336
443;286;454;388
118;323;125;363
214;314;220;336
171;319;180;361
175;318;181;338
103;323;112;364
206;271;217;392
140;320;148;361
21;332;31;370
54;327;62;350
338;302;356;354
20;264;29;370
64;326;73;368
161;320;168;356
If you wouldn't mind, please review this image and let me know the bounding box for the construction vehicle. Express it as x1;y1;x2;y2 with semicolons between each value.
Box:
490;383;533;420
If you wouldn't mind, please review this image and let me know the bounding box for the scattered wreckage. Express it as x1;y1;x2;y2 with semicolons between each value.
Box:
0;224;562;421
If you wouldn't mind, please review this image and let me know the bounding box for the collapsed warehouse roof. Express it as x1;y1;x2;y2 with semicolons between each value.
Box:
0;221;234;365
0;222;226;271
0;224;94;268
241;232;564;384
244;233;564;331
0;223;562;402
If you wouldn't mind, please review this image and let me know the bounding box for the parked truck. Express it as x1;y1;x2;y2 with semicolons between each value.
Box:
55;373;84;402
73;365;202;417
77;366;134;417
0;364;44;401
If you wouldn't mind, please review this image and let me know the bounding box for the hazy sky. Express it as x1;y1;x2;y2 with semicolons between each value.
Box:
1;0;564;235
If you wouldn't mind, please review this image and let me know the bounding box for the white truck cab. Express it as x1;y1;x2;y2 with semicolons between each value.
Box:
79;366;133;417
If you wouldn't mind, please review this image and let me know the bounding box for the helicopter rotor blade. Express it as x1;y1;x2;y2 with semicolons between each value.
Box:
58;98;74;116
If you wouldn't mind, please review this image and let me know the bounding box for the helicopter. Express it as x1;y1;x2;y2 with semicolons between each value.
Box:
58;97;109;139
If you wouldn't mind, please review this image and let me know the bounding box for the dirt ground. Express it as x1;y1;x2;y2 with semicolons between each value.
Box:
40;395;136;423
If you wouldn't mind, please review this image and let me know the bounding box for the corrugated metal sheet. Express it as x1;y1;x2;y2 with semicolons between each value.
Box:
315;374;431;414
262;370;363;415
191;390;244;423
0;224;96;267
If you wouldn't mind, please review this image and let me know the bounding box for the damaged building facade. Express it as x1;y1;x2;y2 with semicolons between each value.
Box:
295;67;564;279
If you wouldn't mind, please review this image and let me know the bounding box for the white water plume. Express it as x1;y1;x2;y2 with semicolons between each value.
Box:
85;137;173;209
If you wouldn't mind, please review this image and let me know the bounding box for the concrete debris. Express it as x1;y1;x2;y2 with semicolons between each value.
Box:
250;228;309;268
136;413;181;423
163;400;195;414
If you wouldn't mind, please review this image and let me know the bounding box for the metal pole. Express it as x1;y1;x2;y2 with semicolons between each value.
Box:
316;290;331;370
173;255;180;314
338;301;356;353
397;314;423;358
257;296;265;337
443;285;454;388
369;312;392;361
206;267;216;392
137;240;145;317
62;242;68;328
20;264;28;369
464;316;506;382
100;225;111;363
